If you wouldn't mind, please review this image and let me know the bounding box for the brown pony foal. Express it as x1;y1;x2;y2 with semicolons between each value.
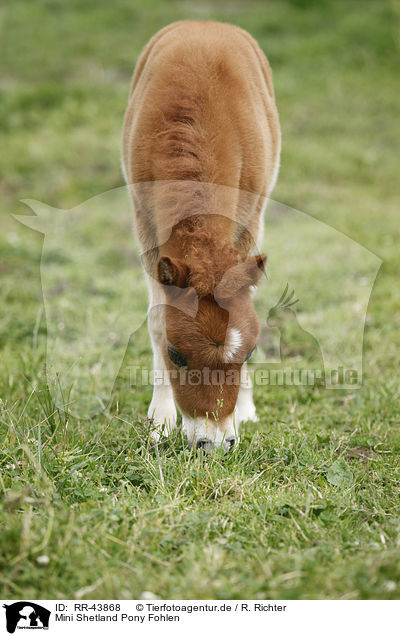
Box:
122;21;280;450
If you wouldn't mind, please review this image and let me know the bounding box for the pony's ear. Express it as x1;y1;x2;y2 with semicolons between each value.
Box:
254;253;267;277
215;254;267;299
157;256;189;288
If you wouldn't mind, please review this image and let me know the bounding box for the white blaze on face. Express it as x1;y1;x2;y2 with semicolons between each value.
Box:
222;327;242;363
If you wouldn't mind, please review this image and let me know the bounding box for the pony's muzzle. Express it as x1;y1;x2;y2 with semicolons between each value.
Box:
194;435;236;453
195;438;214;453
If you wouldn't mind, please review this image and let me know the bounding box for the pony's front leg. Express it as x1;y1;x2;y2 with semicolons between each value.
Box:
146;280;177;439
235;362;258;424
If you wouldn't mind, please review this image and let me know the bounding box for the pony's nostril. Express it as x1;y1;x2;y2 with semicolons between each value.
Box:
226;436;236;450
195;438;213;452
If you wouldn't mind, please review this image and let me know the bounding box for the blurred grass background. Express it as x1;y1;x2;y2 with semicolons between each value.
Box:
0;0;400;599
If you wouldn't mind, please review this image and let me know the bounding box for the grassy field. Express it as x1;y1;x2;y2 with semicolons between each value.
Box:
1;0;400;599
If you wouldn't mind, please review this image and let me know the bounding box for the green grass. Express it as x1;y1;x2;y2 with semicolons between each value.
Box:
1;0;400;599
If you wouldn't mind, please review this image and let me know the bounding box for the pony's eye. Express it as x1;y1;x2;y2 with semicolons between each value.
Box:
167;346;187;367
245;345;256;362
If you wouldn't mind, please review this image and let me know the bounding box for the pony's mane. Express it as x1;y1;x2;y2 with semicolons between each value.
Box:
154;100;204;182
143;62;254;296
151;60;212;184
171;216;242;297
